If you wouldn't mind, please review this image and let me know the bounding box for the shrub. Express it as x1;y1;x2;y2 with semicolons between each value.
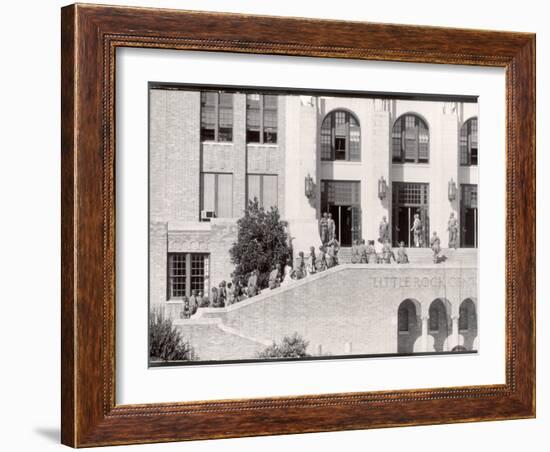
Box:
149;309;198;362
229;199;291;290
257;333;310;359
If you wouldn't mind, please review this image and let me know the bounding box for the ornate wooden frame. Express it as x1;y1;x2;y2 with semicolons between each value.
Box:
61;3;536;447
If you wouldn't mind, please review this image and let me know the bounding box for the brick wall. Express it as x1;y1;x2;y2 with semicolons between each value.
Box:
178;264;478;361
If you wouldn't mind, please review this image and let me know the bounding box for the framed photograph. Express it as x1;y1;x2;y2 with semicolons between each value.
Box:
61;3;535;447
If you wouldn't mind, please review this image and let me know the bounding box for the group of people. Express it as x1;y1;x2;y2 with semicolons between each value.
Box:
180;212;461;318
350;238;410;264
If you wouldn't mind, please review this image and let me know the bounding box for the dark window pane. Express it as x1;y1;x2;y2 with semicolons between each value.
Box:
320;114;332;160
168;254;186;299
392;114;429;163
320;110;360;161
246;94;261;143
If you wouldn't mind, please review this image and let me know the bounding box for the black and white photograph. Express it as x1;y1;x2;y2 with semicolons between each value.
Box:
148;86;479;365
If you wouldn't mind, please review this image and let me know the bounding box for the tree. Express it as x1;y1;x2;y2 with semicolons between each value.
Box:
257;333;311;359
149;309;198;362
229;198;291;290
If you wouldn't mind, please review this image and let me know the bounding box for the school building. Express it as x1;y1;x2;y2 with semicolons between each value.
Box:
149;86;478;315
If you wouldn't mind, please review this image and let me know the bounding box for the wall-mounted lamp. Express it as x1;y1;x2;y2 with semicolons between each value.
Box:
304;173;315;199
378;176;387;200
448;178;457;201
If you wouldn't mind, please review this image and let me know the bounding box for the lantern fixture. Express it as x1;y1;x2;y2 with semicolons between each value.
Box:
304;173;315;199
378;176;387;200
448;178;457;201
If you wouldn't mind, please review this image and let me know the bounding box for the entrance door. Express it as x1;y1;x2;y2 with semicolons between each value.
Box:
392;182;429;247
321;180;361;246
328;205;353;246
461;184;478;248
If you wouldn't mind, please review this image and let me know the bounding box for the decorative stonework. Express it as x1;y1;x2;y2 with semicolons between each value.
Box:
168;230;211;252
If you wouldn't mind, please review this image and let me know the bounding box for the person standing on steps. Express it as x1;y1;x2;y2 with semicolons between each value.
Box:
411;213;423;248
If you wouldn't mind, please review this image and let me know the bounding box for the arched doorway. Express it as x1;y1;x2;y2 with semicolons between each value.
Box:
428;299;451;352
397;299;421;353
459;298;478;350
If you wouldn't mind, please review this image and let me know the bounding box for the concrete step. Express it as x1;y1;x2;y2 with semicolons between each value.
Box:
337;247;477;265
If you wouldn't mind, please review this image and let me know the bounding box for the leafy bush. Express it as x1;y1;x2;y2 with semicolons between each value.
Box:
229;199;291;290
149;309;198;362
257;333;310;359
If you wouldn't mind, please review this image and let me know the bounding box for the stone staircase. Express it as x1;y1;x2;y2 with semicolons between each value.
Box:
337;247;477;265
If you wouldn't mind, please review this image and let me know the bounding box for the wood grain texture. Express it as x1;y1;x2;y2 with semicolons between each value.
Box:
60;3;536;447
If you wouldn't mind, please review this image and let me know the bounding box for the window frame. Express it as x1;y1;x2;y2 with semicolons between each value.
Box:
200;91;234;142
460;117;478;166
200;172;234;220
247;173;278;209
320;109;361;162
392;113;430;164
167;253;209;300
246;93;278;144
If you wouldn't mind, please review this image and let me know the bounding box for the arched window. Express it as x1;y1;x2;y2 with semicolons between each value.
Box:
460;117;478;166
392;114;429;163
320;110;361;161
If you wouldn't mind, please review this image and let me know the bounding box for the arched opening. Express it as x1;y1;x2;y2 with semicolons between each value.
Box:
459;298;478;350
428;299;450;352
397;299;421;353
320;109;361;162
460;117;478;166
392;113;430;164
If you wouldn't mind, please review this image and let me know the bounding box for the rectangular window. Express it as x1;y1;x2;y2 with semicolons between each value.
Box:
168;253;187;299
168;253;209;299
246;94;278;144
201;173;233;219
200;91;233;142
247;174;278;209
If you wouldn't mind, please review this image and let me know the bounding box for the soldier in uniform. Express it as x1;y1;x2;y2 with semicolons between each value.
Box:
396;241;409;264
351;239;361;264
326;237;340;267
317;246;328;272
295;251;307;279
319;212;329;245
365;240;378;263
269;264;281;289
381;240;396;263
327;213;336;242
430;231;441;263
378;216;390;244
308;246;317;274
447;212;459;249
189;289;200;314
182;296;191;319
217;281;227;307
247;270;258;297
411;213;423;247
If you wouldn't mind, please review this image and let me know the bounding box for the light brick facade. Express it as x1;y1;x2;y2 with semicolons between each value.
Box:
149;88;479;346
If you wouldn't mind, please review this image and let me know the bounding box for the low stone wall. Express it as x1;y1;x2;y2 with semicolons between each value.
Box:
174;263;478;361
